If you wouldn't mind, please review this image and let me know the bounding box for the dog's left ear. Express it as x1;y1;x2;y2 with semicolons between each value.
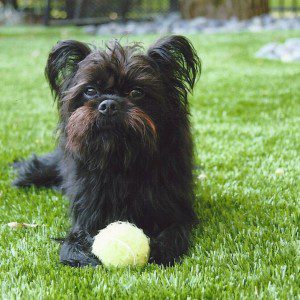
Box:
147;35;201;105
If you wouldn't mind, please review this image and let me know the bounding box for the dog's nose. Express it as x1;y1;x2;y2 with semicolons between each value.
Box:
98;100;119;116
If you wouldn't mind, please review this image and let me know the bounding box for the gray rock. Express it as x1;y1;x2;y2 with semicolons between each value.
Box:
248;24;263;32
255;38;300;62
84;25;97;34
251;16;263;26
189;17;208;29
223;17;244;32
284;38;300;49
261;14;275;26
255;43;279;58
90;13;300;36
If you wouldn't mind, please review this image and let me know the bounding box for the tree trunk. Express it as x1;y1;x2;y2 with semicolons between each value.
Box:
180;0;269;20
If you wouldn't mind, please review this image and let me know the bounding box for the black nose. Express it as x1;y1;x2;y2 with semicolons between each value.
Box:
98;100;119;116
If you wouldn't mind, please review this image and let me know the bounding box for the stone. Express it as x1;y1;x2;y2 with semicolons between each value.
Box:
84;25;97;34
255;38;300;62
90;13;300;36
255;43;279;59
284;38;300;49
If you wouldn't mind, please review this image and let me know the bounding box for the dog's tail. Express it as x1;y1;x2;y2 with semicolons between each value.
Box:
12;149;62;189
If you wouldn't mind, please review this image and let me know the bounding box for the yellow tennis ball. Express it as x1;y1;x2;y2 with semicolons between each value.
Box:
92;221;150;267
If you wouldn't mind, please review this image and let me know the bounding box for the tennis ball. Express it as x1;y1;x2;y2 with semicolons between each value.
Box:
92;221;150;267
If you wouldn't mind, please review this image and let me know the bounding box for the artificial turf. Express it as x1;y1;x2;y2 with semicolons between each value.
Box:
0;26;299;299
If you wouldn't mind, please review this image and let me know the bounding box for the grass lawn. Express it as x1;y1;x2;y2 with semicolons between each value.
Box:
0;26;299;299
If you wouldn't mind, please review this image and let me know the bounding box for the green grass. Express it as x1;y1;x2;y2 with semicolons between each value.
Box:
0;26;299;299
270;0;297;8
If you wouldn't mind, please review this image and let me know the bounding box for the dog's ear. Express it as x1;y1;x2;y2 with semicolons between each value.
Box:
147;35;200;106
45;40;91;100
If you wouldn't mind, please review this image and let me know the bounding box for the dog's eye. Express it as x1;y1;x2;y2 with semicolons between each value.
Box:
84;87;97;97
129;89;144;99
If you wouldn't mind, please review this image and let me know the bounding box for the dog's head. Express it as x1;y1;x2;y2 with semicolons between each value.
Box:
45;36;200;168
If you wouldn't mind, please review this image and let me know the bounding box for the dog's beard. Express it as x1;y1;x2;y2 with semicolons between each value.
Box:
65;105;157;170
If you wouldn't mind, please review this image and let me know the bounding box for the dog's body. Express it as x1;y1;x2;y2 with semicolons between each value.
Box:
13;36;200;267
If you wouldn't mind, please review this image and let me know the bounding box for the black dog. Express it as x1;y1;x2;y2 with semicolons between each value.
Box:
13;35;201;267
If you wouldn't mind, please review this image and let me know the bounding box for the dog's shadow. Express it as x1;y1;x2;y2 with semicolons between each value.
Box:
190;183;257;256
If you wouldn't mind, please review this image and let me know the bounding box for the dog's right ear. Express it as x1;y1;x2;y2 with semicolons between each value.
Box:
45;40;91;100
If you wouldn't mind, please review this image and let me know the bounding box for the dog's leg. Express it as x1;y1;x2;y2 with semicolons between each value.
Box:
12;148;62;189
149;223;193;266
59;229;100;267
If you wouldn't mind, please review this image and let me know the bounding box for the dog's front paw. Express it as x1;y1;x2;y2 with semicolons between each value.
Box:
60;241;100;267
149;239;175;267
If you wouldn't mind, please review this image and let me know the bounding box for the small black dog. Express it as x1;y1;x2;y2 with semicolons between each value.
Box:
13;35;201;267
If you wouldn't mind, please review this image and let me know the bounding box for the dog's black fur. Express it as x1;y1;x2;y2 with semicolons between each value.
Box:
13;35;201;267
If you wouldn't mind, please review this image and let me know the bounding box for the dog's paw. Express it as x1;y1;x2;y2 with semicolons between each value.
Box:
60;255;100;267
149;239;176;267
60;241;100;268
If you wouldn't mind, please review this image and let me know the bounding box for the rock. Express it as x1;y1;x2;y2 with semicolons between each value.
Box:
284;38;300;49
248;24;263;32
189;16;208;29
223;17;244;32
281;52;300;62
84;25;97;34
90;13;300;36
255;42;279;59
251;16;263;26
261;14;275;26
255;38;300;62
